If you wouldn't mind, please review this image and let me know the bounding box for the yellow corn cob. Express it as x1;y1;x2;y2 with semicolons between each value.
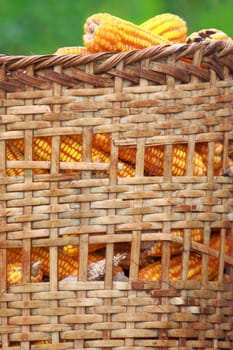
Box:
138;253;201;281
6;143;24;176
55;46;89;55
63;240;106;256
145;228;203;257
32;340;52;345
209;232;231;256
9;138;24;153
6;141;47;176
203;233;231;280
186;28;232;44
92;133;206;176
10;137;81;163
83;13;171;53
138;234;231;281
214;142;224;155
7;261;43;286
228;155;233;165
147;145;207;176
195;142;223;175
10;136;135;177
7;247;49;273
140;13;187;44
196;141;224;158
92;146;136;178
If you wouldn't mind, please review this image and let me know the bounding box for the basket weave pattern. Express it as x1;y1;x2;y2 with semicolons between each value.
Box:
1;41;233;349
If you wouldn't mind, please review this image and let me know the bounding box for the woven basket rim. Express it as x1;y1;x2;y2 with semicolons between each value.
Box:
0;40;233;71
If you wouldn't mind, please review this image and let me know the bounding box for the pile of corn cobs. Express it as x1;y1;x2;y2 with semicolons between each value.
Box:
55;11;232;54
6;12;233;286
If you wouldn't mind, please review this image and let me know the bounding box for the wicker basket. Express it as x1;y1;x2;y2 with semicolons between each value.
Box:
1;41;233;349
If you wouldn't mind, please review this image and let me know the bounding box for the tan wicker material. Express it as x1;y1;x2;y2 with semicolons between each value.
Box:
0;41;233;349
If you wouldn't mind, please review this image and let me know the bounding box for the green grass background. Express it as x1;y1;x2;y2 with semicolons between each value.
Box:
0;0;232;55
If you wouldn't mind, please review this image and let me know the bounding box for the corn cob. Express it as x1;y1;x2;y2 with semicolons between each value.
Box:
168;145;206;176
140;13;187;44
195;142;223;175
10;137;82;163
138;234;231;281
186;28;231;44
92;133;207;176
63;241;106;256
92;145;136;178
31;339;70;346
204;233;231;280
55;46;89;55
31;340;52;345
196;142;224;157
145;228;203;257
83;13;171;53
145;145;206;176
6;141;47;176
138;252;218;281
209;232;231;256
223;157;233;176
7;247;49;273
10;136;135;178
6;143;24;176
7;261;43;286
138;253;200;281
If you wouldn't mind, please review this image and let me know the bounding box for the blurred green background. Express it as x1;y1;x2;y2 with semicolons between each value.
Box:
1;0;232;55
